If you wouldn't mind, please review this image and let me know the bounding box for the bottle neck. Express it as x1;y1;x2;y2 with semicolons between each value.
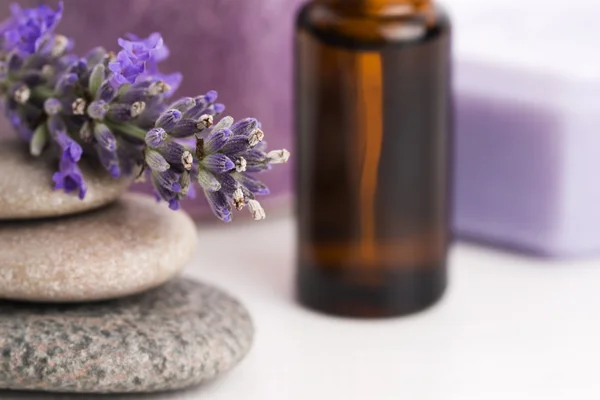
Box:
316;0;433;16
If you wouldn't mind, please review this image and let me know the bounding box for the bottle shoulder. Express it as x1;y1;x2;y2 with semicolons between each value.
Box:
296;2;450;49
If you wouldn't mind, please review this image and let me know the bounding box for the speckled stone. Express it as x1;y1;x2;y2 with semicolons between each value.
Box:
0;193;197;302
0;139;131;220
0;278;254;393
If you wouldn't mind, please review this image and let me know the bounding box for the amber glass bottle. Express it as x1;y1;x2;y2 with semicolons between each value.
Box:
295;0;451;317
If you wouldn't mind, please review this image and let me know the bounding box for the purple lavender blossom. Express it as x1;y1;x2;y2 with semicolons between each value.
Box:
1;2;63;55
118;33;166;63
52;158;87;199
108;51;145;87
116;32;181;95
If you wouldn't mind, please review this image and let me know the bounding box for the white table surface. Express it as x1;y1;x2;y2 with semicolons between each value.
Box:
4;216;600;400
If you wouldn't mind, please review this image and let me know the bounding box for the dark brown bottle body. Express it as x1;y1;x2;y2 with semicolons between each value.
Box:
295;0;452;317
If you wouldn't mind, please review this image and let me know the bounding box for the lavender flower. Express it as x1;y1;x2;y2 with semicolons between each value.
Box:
0;2;289;222
118;33;165;63
53;158;87;199
1;2;63;55
108;51;144;86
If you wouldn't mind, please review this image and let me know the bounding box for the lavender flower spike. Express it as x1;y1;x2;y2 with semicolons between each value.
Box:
0;2;289;221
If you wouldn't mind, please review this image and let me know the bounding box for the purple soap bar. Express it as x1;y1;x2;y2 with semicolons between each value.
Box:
0;0;299;220
452;0;600;257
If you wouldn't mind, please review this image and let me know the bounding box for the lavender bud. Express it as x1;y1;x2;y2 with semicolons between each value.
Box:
245;161;271;173
231;118;259;136
105;51;117;63
219;173;239;194
85;47;107;67
72;98;87;115
179;172;191;196
152;172;176;202
41;64;55;77
159;142;187;165
119;88;148;104
55;73;78;95
201;154;235;174
93;123;117;151
97;80;117;102
44;98;63;116
30;125;48;156
243;148;268;163
7;53;23;72
267;149;290;164
219;136;251;156
247;199;266;221
131;101;146;118
87;100;109;119
79;121;93;142
22;71;44;86
182;151;194;171
51;35;70;57
89;64;105;95
212;116;233;131
235;157;247;172
213;103;226;115
145;149;170;172
96;145;121;178
205;190;232;223
156;170;182;193
232;187;245;211
205;128;232;153
67;59;87;76
145;128;167;148
238;173;270;196
205;90;218;103
196;168;221;192
198;114;213;130
155;109;182;130
169;119;200;138
148;81;170;96
13;85;30;104
107;104;132;122
248;128;265;147
168;97;195;113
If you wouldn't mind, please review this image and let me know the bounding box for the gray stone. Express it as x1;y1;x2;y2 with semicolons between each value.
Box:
0;277;254;393
0;139;131;220
0;194;197;302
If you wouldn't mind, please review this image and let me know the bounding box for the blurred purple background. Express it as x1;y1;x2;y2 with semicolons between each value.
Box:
0;0;299;220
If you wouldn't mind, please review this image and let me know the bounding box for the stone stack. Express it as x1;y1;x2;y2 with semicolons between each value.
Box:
0;139;253;393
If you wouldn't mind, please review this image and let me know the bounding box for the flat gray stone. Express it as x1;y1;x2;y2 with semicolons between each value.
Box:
0;139;131;220
0;194;197;302
0;277;254;393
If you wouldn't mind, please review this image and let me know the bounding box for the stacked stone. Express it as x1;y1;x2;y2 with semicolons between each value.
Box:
0;139;253;394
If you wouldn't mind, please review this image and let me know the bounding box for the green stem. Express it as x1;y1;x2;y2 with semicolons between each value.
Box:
31;86;54;100
105;120;147;140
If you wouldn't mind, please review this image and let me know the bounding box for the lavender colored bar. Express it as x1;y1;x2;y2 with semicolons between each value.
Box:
451;0;600;257
454;59;600;257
